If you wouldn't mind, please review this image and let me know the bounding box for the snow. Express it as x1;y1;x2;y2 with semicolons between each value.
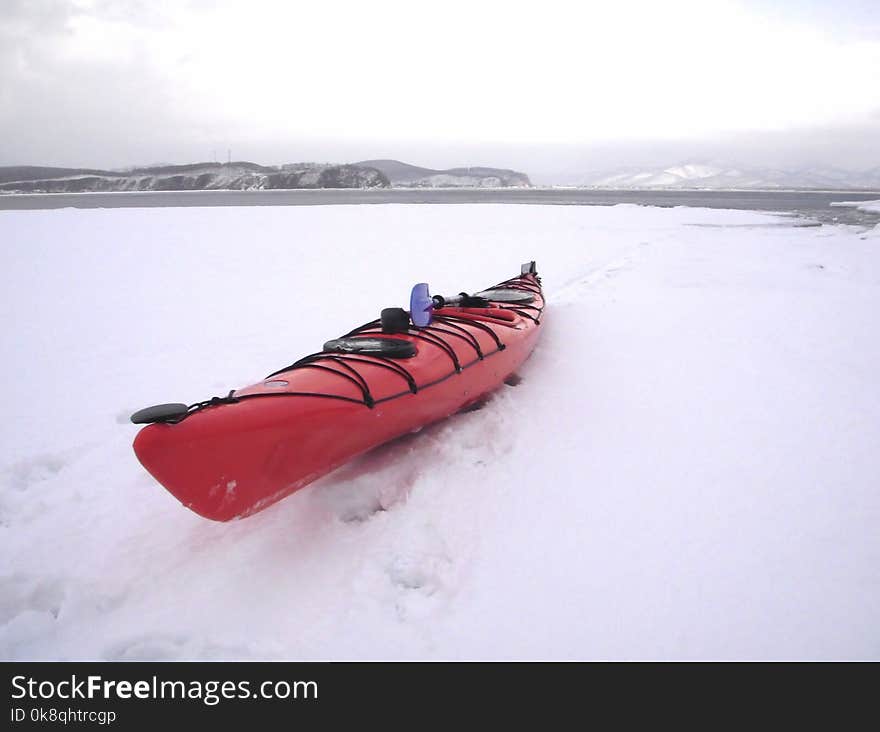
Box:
583;164;880;190
831;199;880;213
830;200;880;237
399;174;523;188
591;165;728;188
1;202;879;660
664;164;722;180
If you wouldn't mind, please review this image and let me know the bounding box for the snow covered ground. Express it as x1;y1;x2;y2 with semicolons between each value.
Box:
1;202;878;660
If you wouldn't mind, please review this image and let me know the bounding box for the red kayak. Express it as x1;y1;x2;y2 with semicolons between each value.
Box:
132;263;544;521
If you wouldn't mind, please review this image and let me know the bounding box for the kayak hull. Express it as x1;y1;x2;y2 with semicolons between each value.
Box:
133;271;543;521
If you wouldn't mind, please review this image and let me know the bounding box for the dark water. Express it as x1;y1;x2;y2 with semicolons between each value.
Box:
1;188;878;227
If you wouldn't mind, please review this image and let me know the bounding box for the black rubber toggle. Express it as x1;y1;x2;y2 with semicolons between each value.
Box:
131;403;189;424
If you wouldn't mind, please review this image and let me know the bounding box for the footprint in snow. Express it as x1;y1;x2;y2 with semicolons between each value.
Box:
551;257;635;305
386;522;454;594
313;436;423;523
0;451;86;527
3;454;68;492
385;530;458;624
0;574;69;657
387;552;451;595
0;574;67;626
105;633;257;661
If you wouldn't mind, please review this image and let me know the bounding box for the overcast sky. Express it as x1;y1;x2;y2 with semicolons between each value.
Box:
2;0;878;178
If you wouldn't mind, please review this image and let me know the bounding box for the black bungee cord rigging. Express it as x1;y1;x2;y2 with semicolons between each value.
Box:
131;269;543;425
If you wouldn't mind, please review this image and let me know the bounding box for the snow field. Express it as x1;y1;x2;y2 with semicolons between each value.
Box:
1;203;878;659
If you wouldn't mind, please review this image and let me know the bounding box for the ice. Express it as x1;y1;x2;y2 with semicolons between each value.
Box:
831;198;880;213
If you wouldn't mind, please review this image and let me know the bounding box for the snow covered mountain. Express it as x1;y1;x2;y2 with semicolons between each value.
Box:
576;163;880;190
0;158;534;192
0;162;390;193
354;159;532;188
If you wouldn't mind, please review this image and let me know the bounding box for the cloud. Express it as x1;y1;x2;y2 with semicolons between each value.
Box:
0;1;201;165
1;0;879;169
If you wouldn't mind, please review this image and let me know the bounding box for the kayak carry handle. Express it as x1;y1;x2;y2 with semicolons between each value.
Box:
131;403;189;424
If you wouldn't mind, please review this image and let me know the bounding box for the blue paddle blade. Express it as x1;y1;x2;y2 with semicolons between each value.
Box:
410;283;433;327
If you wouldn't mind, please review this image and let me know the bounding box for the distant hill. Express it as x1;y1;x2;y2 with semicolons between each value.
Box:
353;160;437;183
574;162;880;190
0;158;534;193
355;159;531;188
0;166;119;184
0;162;389;193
